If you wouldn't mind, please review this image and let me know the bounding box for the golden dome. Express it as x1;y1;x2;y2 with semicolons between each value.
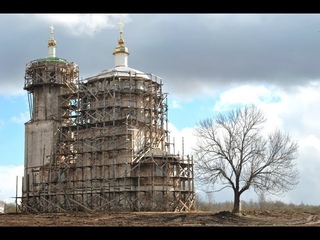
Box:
48;25;57;48
113;21;129;55
48;39;56;47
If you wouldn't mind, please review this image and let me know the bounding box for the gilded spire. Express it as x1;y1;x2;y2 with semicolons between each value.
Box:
48;25;57;57
118;21;124;45
48;25;56;48
113;20;129;55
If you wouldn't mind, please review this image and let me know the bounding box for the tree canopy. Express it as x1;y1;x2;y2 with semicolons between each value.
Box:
193;104;299;213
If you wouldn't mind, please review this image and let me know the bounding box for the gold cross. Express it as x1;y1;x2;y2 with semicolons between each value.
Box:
50;25;54;38
119;21;124;34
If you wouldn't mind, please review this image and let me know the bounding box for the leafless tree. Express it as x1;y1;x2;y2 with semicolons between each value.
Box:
193;104;299;213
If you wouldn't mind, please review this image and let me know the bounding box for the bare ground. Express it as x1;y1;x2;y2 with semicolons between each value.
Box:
1;210;320;227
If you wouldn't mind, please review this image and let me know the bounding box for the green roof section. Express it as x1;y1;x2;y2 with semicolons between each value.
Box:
30;56;68;64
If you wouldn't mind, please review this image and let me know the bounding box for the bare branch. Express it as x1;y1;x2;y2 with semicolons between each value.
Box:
193;104;299;213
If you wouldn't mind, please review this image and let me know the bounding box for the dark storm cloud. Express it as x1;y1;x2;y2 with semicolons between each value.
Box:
2;14;320;97
0;15;47;95
124;14;320;98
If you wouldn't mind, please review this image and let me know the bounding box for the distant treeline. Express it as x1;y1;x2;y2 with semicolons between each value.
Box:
195;195;320;213
1;198;320;214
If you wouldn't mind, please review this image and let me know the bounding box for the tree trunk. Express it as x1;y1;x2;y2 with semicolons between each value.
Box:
232;191;240;213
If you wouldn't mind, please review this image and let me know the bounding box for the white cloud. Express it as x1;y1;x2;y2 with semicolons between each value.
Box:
35;14;131;36
281;85;320;137
0;83;25;97
0;165;24;204
167;122;196;156
213;85;280;111
171;99;181;109
211;85;285;134
300;135;320;150
10;112;29;124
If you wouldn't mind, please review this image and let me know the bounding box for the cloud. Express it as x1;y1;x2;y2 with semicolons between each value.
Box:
210;85;285;134
3;14;320;99
171;99;181;109
300;135;320;150
0;83;25;97
0;165;24;204
10;112;29;124
167;122;195;156
35;14;131;36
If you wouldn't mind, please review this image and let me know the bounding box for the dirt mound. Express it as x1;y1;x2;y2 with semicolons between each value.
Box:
213;210;239;218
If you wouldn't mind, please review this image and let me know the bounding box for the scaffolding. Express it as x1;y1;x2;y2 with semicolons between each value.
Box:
22;62;195;212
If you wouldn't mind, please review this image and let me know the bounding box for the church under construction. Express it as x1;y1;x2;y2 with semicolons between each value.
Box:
21;24;195;213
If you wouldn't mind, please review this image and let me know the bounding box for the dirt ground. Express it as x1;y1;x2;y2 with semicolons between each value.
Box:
0;209;320;227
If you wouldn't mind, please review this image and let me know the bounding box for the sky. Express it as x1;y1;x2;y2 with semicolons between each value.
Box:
1;13;320;206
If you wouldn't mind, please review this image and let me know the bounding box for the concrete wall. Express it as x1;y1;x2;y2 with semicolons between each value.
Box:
24;120;59;191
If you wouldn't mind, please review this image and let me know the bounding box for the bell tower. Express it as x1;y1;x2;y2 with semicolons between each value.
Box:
23;25;79;200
